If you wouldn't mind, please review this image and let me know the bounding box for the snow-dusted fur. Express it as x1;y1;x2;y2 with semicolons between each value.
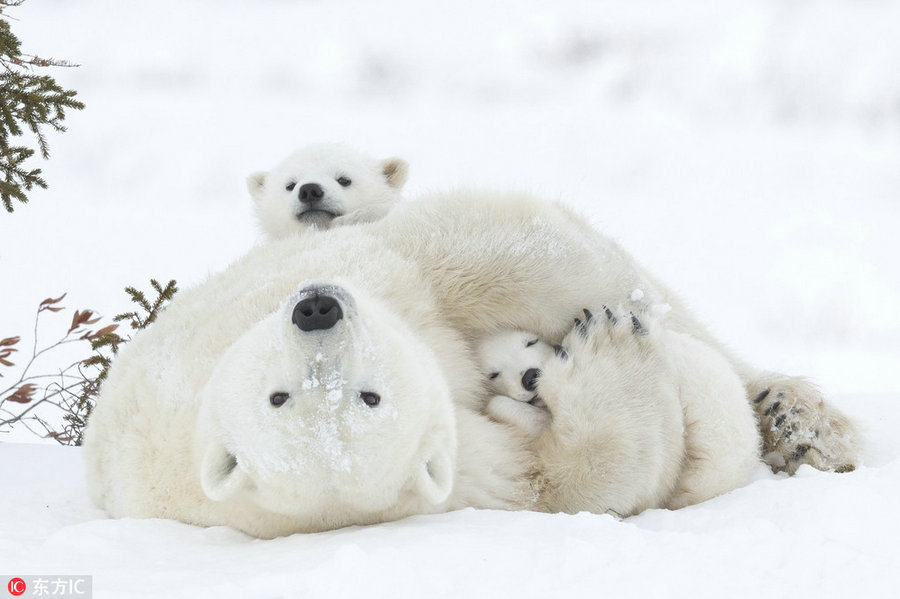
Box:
247;143;408;238
477;330;554;440
84;230;532;538
83;190;859;538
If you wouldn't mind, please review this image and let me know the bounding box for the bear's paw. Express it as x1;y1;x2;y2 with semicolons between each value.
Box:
748;376;860;475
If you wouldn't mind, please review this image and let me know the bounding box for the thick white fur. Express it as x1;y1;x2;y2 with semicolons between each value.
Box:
83;190;858;537
247;143;408;238
661;331;760;509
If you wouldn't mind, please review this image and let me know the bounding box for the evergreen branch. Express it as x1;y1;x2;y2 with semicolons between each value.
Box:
8;54;79;69
1;144;45;211
115;280;178;331
0;1;83;211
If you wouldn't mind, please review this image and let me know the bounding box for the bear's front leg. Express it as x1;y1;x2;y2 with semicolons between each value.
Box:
532;308;684;518
485;395;551;441
332;204;394;227
747;375;859;474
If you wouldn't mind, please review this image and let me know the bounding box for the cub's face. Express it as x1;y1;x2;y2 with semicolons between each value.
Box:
477;331;555;403
197;281;455;528
247;143;408;239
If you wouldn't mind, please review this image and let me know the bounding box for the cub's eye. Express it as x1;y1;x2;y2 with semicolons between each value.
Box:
360;391;381;407
488;372;500;380
269;392;290;407
285;182;296;192
336;176;352;187
526;339;539;347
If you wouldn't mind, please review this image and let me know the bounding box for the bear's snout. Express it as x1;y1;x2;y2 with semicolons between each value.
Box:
521;368;540;392
298;183;325;205
292;294;343;332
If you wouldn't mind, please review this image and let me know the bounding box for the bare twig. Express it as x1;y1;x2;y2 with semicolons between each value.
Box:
1;280;176;445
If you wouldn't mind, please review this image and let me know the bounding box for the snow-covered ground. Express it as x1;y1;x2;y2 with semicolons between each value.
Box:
1;0;898;597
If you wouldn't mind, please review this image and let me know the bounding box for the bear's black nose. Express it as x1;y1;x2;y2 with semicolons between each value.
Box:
298;183;325;204
292;294;343;331
521;368;540;392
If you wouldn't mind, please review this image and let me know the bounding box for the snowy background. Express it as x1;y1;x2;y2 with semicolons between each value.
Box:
1;0;899;597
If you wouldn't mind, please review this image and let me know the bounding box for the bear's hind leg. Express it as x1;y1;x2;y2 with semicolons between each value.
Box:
664;333;760;509
747;375;859;474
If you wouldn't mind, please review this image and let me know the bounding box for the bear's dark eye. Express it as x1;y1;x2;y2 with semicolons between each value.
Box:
336;176;352;187
526;339;539;347
269;392;290;407
360;391;381;407
488;372;499;380
285;181;296;192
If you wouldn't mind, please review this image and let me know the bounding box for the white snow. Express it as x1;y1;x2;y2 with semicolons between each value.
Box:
1;0;899;597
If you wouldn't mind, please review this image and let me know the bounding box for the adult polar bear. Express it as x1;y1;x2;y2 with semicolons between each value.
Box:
83;191;858;538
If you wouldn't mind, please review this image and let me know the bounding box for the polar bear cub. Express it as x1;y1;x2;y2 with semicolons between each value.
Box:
479;307;761;512
477;330;554;440
247;143;408;238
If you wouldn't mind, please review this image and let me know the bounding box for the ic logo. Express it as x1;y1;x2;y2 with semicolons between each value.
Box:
7;578;26;596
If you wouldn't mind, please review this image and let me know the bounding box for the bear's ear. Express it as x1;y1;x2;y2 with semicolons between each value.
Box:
380;157;409;190
200;442;249;502
415;444;454;506
246;171;268;202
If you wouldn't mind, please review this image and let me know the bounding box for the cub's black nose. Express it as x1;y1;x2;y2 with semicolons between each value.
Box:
298;182;325;204
292;294;343;331
521;368;540;392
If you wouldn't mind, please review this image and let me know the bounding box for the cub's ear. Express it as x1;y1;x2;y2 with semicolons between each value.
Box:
380;157;409;190
415;442;454;506
200;442;249;502
246;171;268;202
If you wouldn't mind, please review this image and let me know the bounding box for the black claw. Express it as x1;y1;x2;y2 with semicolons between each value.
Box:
764;401;781;416
528;396;547;408
753;389;770;404
583;308;594;323
553;344;568;360
793;444;811;459
574;318;588;338
630;313;647;336
774;414;786;428
603;305;617;325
